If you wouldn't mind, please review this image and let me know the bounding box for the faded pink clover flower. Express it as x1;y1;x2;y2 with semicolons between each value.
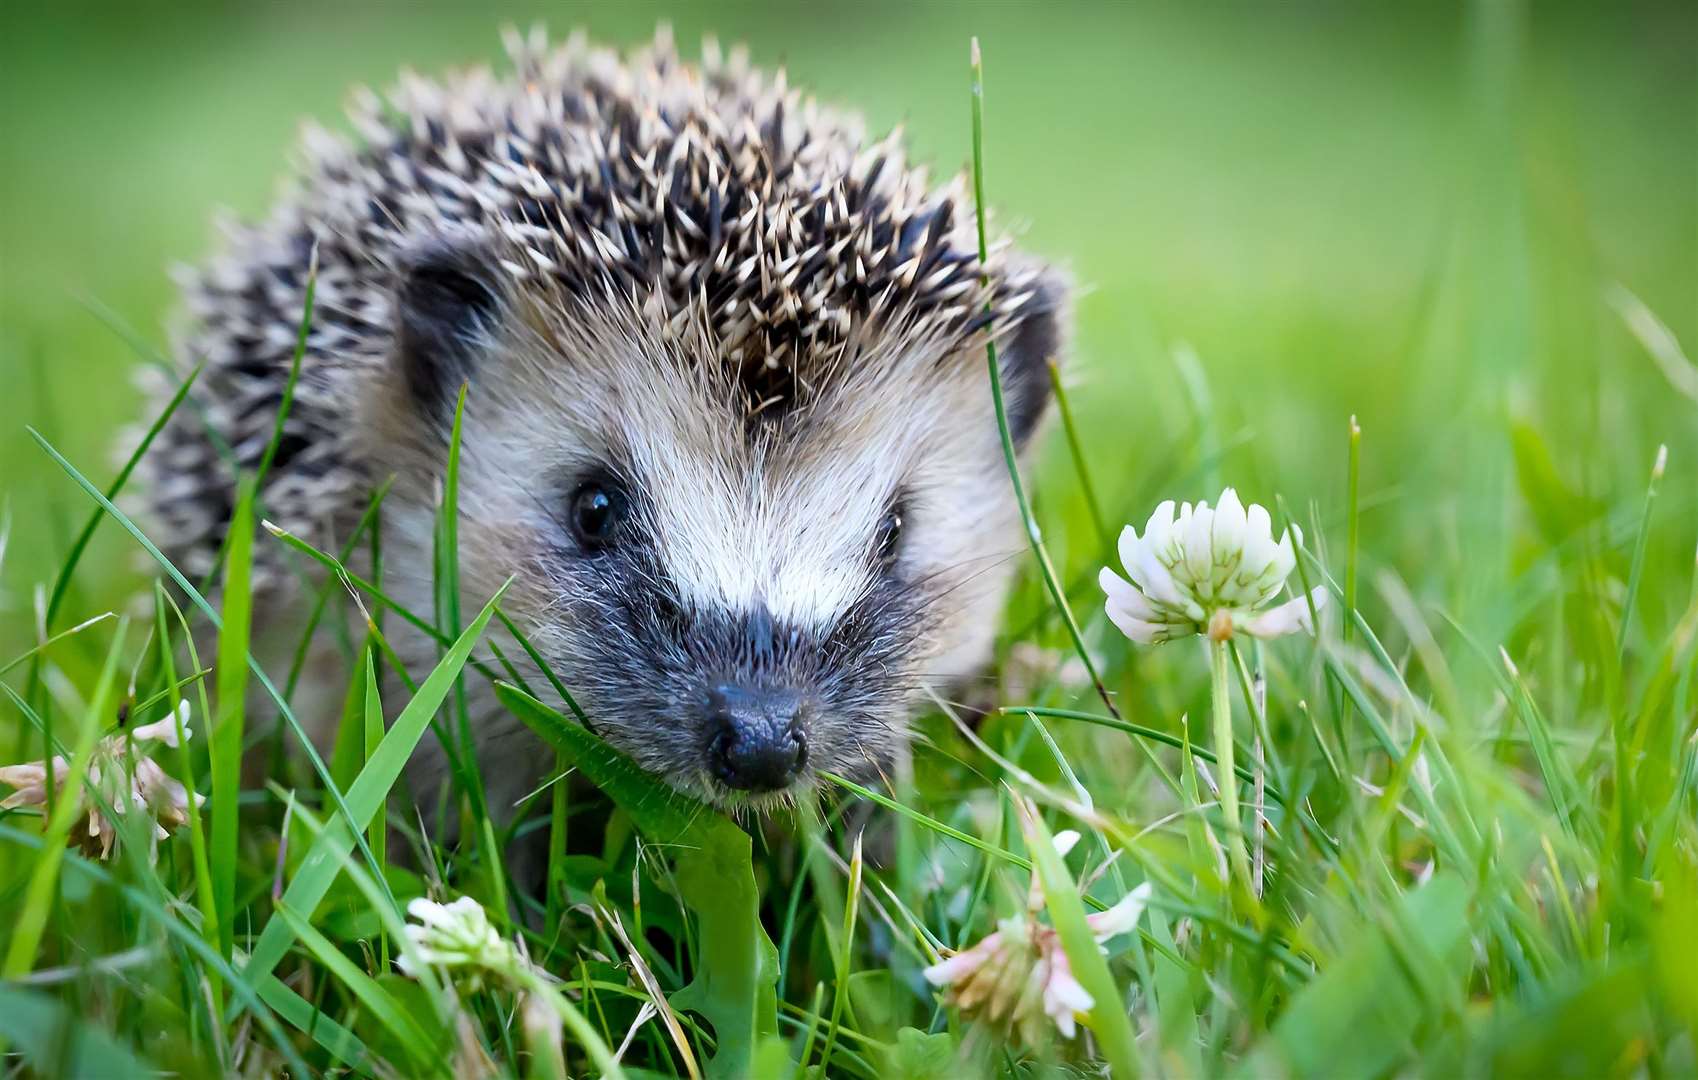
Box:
0;701;202;860
923;830;1151;1043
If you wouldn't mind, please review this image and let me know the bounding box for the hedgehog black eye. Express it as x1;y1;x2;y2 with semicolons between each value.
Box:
874;507;903;568
570;483;626;550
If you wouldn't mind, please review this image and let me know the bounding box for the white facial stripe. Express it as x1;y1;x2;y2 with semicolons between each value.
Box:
637;425;896;628
476;309;1009;640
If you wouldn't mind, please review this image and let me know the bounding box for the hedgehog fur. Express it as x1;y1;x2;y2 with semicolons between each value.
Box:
139;25;1067;814
145;25;1048;587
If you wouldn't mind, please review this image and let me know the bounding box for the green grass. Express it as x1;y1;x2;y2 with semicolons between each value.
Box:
3;3;1698;1077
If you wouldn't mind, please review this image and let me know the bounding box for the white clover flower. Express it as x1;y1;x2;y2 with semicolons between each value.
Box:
0;701;202;860
1099;487;1326;644
398;895;620;1071
398;896;515;977
923;829;1152;1044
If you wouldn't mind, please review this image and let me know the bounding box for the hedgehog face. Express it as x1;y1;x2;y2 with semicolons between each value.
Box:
158;30;1071;811
373;241;1065;807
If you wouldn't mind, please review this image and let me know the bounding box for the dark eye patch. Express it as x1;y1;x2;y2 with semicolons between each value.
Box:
394;240;504;421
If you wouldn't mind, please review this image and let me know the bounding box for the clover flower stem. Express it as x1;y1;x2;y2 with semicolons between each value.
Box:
1210;640;1253;903
1251;640;1267;900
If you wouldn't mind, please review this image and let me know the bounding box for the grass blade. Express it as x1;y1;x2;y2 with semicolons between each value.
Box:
274;902;443;1075
238;578;510;996
3;618;125;977
0;825;314;1077
497;683;778;1078
254;974;372;1072
251;245;316;490
998;705;1281;800
1236;873;1471;1079
282;476;394;703
41;364;201;630
815;831;863;1077
1344;415;1361;645
0;612;116;678
824;770;1031;873
211;475;255;959
155;580;221;1012
362;650;389;966
27;426;393;921
968;37;1120;720
1047;358;1111;550
1017;798;1141;1077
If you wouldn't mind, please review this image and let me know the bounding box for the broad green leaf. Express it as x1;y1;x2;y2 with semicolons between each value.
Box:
497;683;778;1079
746;1035;793;1079
880;1027;960;1080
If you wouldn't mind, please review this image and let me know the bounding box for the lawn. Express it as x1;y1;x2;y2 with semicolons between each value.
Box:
1;2;1695;1076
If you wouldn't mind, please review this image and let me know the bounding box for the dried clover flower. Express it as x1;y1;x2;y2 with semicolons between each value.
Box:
923;830;1151;1043
0;701;202;860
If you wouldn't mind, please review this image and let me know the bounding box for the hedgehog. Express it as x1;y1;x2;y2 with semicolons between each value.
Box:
140;26;1068;815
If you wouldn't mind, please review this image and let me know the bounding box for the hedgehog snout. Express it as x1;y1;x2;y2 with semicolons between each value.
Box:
604;575;905;795
701;684;810;793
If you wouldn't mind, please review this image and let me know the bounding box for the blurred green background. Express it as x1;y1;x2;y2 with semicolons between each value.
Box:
1;1;1693;654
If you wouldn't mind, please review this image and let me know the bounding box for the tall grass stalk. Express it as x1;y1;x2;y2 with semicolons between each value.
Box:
1344;415;1361;645
210;476;254;960
1047;359;1112;550
969;37;1120;721
155;582;221;1012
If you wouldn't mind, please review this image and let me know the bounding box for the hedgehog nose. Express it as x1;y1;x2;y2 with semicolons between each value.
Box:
704;685;808;792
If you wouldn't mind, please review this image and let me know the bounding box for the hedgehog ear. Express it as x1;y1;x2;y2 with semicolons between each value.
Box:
394;240;505;422
995;264;1070;450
